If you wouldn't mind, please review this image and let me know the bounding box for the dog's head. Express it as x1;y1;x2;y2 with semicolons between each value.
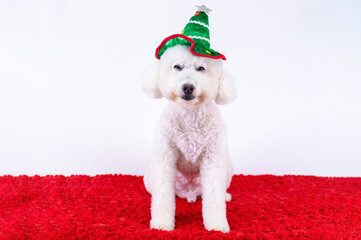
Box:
142;45;236;106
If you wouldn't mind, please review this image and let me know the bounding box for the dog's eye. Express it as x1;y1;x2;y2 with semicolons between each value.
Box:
196;66;205;71
173;65;182;71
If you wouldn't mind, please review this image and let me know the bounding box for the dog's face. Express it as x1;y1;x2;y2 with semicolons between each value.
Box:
142;45;236;106
158;45;223;106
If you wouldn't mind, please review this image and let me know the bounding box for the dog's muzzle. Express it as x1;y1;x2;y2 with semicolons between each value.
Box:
181;84;195;101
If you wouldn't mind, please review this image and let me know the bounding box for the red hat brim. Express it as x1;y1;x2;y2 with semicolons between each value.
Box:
155;34;226;61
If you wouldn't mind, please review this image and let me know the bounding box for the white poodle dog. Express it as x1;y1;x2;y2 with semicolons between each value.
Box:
142;45;237;233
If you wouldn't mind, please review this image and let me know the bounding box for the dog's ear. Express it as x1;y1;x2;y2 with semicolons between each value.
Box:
215;71;237;105
141;62;162;99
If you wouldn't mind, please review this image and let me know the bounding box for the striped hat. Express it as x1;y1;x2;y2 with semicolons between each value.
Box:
155;5;226;61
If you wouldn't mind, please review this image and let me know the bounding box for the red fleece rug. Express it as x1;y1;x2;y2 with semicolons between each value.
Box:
1;175;361;239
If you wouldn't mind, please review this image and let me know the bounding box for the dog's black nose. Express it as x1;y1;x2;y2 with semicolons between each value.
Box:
182;84;194;95
181;84;195;101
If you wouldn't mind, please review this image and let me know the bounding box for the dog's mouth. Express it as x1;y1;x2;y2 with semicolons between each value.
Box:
181;94;195;101
172;93;205;106
170;84;205;105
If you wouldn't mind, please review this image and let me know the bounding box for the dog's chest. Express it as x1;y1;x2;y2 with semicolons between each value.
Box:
173;115;214;163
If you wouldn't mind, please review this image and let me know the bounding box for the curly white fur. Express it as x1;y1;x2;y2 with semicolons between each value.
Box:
142;45;237;233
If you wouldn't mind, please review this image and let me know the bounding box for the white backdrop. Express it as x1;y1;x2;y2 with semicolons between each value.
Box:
0;0;360;177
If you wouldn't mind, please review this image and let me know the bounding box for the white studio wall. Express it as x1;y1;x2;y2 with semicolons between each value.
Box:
0;0;360;176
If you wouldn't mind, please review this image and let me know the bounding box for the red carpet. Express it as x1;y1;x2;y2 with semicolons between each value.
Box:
1;174;361;239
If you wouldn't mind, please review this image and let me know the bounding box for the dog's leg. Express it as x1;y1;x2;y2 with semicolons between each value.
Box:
200;132;230;233
149;143;178;231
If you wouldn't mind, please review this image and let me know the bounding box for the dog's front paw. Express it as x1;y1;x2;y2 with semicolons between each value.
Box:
203;201;230;233
150;218;175;231
204;220;230;233
225;192;232;202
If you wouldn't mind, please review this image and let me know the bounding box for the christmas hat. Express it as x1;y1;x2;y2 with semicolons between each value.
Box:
155;5;226;60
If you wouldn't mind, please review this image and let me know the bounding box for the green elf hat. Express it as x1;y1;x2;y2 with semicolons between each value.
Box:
155;5;226;61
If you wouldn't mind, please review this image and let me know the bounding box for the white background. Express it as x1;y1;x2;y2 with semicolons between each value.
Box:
0;1;360;177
